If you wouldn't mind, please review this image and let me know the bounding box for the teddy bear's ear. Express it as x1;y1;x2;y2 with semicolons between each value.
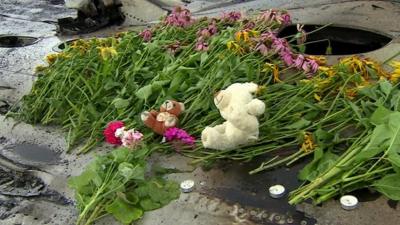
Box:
214;91;231;109
179;102;185;111
161;100;175;111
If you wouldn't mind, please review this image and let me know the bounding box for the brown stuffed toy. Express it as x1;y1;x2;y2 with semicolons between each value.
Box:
140;100;185;135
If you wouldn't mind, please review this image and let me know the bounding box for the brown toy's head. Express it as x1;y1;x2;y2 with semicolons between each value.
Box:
160;100;185;116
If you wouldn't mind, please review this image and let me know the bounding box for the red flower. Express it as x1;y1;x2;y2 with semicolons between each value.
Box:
103;121;125;145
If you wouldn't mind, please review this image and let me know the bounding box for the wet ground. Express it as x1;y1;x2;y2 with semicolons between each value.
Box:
1;1;400;225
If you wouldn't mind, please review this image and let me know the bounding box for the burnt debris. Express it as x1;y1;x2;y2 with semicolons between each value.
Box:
58;0;125;35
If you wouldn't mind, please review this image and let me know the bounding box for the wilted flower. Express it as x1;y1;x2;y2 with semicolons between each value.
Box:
164;6;194;27
390;61;400;82
301;132;316;153
195;41;209;51
221;11;241;23
139;29;152;42
197;28;211;38
256;43;269;56
308;59;319;74
258;9;291;25
294;54;305;69
280;13;291;25
280;50;294;66
166;41;181;54
46;53;68;64
208;22;218;35
103;121;125;145
98;47;118;60
243;21;256;30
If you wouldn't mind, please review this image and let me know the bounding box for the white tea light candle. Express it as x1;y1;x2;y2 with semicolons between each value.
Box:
180;180;195;193
340;195;359;210
269;184;286;198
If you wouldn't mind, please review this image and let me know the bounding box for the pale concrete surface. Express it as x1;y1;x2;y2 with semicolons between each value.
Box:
1;1;400;225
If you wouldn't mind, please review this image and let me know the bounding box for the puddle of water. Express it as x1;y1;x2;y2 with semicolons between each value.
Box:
201;158;316;225
3;143;60;165
278;24;392;55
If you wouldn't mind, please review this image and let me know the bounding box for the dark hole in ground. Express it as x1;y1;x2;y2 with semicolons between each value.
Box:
0;36;38;48
53;39;76;52
201;157;317;225
278;24;392;55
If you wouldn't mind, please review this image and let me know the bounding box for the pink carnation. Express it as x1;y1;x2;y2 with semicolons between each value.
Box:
164;127;195;146
103;121;125;145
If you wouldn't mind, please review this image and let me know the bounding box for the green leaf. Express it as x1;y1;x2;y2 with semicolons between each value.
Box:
112;98;130;109
373;173;400;200
135;85;152;100
106;197;143;224
152;80;170;92
298;148;338;181
140;198;161;211
370;105;392;125
68;169;96;190
118;162;145;181
379;79;393;97
314;129;334;147
357;110;400;163
169;73;185;94
284;118;311;130
117;191;139;205
200;52;209;66
111;148;130;163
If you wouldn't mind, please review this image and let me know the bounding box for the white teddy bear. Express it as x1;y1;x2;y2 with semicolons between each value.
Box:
201;82;265;150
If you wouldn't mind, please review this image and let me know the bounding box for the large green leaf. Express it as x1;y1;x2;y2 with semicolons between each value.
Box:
106;197;143;224
135;85;152;100
140;198;161;211
112;98;130;109
373;173;400;200
118;162;145;181
283;118;311;130
298;148;338;181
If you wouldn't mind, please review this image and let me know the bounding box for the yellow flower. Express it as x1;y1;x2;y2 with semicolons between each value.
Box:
226;40;244;55
264;63;280;82
314;93;321;102
318;66;336;78
340;56;389;80
345;88;358;99
98;47;118;60
301;132;316;153
227;40;235;50
307;55;327;65
45;53;69;64
235;30;250;42
46;53;58;64
389;61;400;82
